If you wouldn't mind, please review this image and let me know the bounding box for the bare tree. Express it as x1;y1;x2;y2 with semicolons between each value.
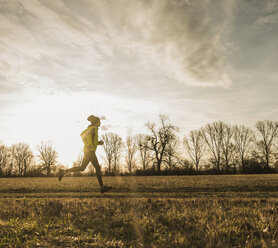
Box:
102;133;114;173
145;114;178;172
102;133;123;174
125;136;137;174
6;161;13;176
233;125;255;172
136;134;152;171
164;135;180;171
255;120;278;168
183;130;206;171
0;143;10;176
221;123;235;172
111;134;123;173
201;121;224;171
11;143;33;176
37;141;58;176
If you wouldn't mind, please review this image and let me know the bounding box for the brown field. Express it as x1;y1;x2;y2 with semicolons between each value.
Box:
0;175;278;247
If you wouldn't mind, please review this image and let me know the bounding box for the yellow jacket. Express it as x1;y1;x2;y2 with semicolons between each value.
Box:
80;125;98;152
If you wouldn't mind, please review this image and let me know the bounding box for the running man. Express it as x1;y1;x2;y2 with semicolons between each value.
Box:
58;115;112;193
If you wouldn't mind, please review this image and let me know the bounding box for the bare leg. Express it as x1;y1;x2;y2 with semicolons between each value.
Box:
59;151;111;192
65;152;90;173
90;152;103;187
90;153;111;192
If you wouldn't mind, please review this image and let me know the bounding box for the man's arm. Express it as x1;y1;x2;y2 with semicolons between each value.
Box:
91;128;96;148
89;127;103;146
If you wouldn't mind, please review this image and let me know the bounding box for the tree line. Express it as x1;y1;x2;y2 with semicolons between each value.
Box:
0;141;58;177
102;116;278;175
0;115;278;176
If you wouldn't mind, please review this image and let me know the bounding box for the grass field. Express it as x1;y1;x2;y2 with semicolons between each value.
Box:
0;175;278;247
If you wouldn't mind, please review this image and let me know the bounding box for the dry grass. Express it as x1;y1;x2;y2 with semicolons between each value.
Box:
0;175;278;247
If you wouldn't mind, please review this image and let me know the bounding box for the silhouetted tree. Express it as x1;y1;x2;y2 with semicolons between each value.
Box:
102;133;114;173
37;141;58;176
145;115;178;172
164;135;180;171
221;123;235;172
5;161;13;177
183;130;206;171
125;136;137;174
111;134;123;173
233;125;255;172
0;143;9;176
136;134;152;171
255;120;278;168
11;143;33;176
102;133;122;174
201;121;224;171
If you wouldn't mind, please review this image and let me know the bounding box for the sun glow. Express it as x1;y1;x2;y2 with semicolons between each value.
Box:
1;90;162;166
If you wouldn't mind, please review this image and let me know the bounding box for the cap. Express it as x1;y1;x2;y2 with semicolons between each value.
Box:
87;115;100;123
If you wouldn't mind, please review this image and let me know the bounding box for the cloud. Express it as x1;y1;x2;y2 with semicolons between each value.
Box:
262;0;278;14
235;0;278;28
257;13;278;25
100;125;111;132
137;0;234;87
0;71;27;109
253;0;278;26
228;0;278;76
0;0;236;96
86;0;234;87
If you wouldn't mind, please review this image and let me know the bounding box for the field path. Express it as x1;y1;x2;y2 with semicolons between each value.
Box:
1;175;278;199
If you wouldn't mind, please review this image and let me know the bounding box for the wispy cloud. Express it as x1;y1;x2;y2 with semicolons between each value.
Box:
255;0;278;25
0;0;235;96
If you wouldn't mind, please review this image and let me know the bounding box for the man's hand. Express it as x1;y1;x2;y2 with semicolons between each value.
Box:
98;140;104;145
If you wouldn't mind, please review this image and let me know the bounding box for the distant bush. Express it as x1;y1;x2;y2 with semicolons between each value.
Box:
134;167;198;176
242;159;276;174
131;163;278;176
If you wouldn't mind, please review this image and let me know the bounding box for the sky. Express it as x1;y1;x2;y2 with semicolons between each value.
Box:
0;0;278;166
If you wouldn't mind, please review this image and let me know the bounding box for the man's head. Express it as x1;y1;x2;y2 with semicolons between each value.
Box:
87;115;101;126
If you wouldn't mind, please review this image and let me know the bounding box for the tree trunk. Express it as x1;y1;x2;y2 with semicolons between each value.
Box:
241;155;245;173
47;165;51;176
